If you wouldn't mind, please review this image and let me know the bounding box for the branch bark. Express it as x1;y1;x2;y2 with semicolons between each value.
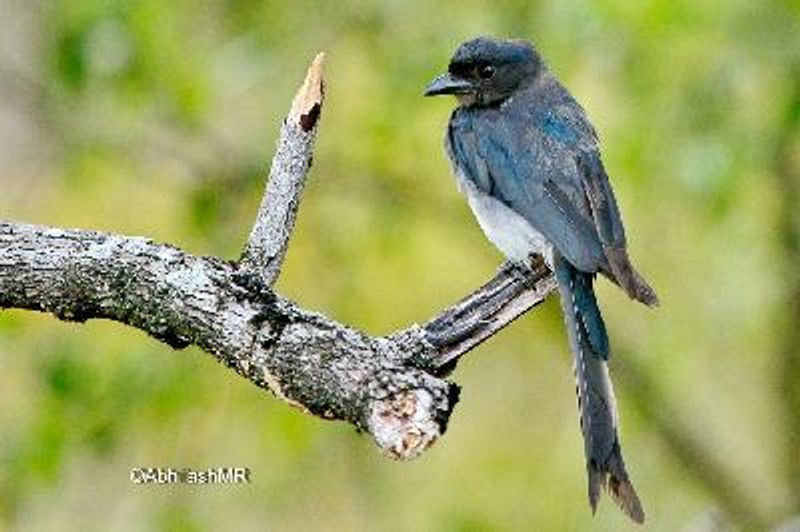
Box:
0;54;557;460
240;53;325;287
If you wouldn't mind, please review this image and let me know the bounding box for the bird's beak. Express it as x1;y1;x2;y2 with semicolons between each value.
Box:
424;73;474;97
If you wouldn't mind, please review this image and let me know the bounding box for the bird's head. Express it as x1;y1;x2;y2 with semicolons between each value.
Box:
424;37;542;107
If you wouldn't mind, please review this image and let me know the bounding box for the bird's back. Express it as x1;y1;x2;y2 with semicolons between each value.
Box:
447;72;657;305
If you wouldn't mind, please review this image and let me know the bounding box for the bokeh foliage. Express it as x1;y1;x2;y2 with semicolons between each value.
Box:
0;0;799;530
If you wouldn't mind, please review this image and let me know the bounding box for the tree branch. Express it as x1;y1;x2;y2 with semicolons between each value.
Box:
0;54;557;460
240;53;325;287
0;221;552;458
412;257;555;374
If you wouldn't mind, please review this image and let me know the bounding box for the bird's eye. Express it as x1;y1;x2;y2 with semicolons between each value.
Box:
478;65;496;80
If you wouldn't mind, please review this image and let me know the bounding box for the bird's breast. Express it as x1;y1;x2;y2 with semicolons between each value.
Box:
456;169;552;267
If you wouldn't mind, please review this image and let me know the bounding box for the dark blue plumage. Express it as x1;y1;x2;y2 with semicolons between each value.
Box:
425;37;657;523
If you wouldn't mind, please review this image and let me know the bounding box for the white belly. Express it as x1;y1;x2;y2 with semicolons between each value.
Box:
457;173;552;266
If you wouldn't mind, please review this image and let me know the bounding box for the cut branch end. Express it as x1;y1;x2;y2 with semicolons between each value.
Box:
289;52;325;131
368;389;442;460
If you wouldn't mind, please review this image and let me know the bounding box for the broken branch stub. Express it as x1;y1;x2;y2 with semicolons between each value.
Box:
0;53;559;461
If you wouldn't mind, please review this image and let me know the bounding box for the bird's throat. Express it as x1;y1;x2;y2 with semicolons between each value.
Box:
456;94;477;107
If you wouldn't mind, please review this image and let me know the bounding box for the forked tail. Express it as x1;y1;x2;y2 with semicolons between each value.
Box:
553;255;645;524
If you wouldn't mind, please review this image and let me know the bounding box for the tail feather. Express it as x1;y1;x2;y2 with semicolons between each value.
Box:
554;256;645;524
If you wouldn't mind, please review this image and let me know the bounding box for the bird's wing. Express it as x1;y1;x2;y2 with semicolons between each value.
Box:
448;104;609;274
542;100;657;305
575;148;658;305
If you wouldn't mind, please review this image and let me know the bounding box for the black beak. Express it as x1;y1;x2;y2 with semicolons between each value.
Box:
424;73;474;97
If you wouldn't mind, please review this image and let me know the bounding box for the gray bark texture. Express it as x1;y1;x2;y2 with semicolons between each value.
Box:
0;54;556;460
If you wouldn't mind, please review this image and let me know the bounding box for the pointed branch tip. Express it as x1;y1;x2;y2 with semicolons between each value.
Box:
289;52;326;131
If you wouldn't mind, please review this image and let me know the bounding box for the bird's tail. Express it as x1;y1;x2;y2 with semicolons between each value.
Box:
553;256;645;524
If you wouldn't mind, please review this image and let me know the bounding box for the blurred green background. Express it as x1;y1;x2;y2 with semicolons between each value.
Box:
1;0;799;530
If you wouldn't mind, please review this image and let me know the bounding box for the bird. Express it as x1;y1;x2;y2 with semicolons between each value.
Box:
424;36;658;524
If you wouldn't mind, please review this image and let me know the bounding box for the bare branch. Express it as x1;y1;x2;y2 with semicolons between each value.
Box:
0;53;558;460
0;222;455;458
240;53;325;286
415;257;556;374
0;221;553;459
